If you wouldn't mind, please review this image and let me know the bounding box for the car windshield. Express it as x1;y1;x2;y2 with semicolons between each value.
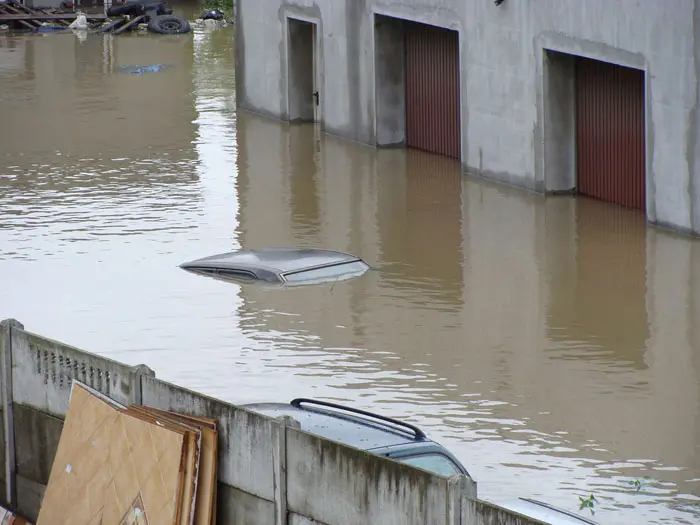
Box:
395;454;462;477
282;260;369;285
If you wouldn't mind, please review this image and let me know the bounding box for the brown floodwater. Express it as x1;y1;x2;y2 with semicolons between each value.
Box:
0;9;699;524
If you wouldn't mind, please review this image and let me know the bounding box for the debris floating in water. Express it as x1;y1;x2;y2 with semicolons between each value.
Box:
119;64;171;75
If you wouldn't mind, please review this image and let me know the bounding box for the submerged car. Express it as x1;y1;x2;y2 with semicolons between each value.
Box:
243;398;472;478
243;398;599;525
180;247;371;287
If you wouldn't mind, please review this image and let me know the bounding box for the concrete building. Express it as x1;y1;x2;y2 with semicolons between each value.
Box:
234;0;700;236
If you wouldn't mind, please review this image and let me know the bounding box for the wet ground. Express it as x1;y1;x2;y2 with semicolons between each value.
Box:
1;7;699;524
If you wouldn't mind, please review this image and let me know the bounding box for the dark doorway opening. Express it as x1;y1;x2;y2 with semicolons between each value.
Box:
288;18;317;123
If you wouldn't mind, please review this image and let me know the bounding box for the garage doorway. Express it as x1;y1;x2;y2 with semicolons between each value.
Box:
287;18;318;123
575;57;646;211
374;16;461;160
404;21;460;159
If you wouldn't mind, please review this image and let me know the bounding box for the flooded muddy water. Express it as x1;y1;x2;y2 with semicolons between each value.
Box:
1;9;699;524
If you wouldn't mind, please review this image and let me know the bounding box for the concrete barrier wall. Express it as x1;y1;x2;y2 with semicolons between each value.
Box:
0;319;151;520
285;427;459;525
0;320;547;525
140;375;278;524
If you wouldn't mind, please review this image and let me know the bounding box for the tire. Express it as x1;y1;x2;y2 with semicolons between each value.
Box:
107;0;167;16
106;0;148;17
141;2;166;15
147;14;190;34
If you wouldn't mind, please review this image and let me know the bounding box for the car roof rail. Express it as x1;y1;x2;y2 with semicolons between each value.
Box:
290;398;427;440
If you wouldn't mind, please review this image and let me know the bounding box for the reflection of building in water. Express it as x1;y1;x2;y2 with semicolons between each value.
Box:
235;110;700;492
0;32;202;248
376;149;464;302
1;34;197;164
0;35;25;74
643;229;700;480
234;113;465;347
546;198;649;366
467;187;699;484
235;113;381;350
286;124;322;237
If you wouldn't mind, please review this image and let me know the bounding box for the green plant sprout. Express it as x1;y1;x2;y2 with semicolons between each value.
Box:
625;476;652;492
578;494;598;514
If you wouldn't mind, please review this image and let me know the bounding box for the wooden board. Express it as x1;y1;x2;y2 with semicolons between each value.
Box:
124;406;201;525
36;383;189;525
0;13;107;20
130;406;218;525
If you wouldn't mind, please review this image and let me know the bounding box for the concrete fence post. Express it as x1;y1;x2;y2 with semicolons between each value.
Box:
447;476;461;525
132;364;156;405
273;416;299;525
450;474;478;525
0;319;23;510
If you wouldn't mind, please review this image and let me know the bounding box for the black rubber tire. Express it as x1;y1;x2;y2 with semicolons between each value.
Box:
147;14;190;34
106;0;148;17
142;2;167;15
107;0;167;17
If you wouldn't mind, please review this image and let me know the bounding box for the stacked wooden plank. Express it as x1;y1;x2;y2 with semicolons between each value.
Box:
0;0;106;29
36;382;218;525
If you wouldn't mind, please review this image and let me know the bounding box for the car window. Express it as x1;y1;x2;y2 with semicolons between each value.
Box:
394;453;462;477
283;261;369;285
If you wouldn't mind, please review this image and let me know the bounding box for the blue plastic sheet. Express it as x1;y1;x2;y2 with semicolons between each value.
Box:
119;64;170;75
37;26;67;32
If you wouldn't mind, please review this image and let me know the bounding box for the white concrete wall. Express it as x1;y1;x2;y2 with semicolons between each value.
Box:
0;320;546;525
0;319;150;519
235;0;700;235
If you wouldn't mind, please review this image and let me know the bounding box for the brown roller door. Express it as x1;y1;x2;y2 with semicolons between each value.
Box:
404;21;460;159
575;57;646;211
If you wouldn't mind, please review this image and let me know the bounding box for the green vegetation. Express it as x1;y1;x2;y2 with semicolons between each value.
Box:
578;494;598;514
201;0;233;19
575;477;655;516
626;477;651;492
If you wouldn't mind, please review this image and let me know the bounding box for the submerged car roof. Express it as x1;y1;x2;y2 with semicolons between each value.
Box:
242;400;428;450
180;247;362;275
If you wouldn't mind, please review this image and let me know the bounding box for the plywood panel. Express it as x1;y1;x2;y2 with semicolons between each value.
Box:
36;383;188;525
